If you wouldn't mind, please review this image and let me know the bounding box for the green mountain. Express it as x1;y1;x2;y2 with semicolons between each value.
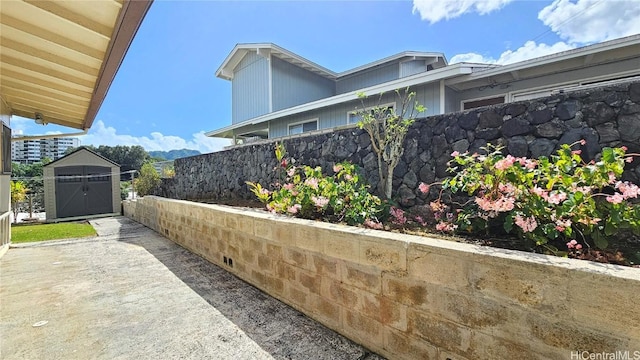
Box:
148;149;201;160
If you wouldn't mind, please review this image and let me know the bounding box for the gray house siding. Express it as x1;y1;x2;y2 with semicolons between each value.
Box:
268;83;440;138
232;52;270;124
336;62;399;94
271;57;335;112
456;57;640;107
400;60;426;78
445;86;459;113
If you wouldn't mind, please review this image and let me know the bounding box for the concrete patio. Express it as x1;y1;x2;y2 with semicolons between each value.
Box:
0;217;383;359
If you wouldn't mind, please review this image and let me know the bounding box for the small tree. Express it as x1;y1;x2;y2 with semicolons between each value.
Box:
10;181;27;223
356;87;425;199
135;163;161;197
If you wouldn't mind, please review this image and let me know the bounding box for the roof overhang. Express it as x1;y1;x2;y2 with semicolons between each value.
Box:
216;43;338;81
206;63;482;138
216;44;450;82
446;34;640;91
0;0;153;130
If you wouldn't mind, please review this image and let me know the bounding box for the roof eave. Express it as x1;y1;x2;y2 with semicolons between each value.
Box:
81;0;153;130
206;63;477;138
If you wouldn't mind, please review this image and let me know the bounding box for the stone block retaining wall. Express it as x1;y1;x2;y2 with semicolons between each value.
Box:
158;81;640;207
125;196;640;359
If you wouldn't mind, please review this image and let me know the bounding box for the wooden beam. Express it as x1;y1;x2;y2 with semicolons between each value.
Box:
1;79;89;106
1;54;95;89
7;95;87;118
1;38;100;76
12;109;84;130
0;13;105;60
1;68;92;99
2;88;88;114
24;0;113;39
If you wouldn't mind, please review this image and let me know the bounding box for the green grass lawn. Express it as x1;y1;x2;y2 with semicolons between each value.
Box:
11;222;97;243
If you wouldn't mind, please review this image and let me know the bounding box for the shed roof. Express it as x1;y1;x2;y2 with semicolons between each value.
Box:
44;147;120;168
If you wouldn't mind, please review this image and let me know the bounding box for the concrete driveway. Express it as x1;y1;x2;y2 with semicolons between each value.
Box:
0;217;383;360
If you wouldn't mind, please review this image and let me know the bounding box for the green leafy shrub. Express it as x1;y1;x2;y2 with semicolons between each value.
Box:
135;163;161;197
432;142;640;252
248;162;384;226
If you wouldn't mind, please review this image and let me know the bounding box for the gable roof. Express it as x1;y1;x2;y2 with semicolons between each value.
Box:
44;146;120;168
216;43;447;81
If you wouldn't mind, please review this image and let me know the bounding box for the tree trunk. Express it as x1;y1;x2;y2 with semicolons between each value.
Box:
385;164;394;200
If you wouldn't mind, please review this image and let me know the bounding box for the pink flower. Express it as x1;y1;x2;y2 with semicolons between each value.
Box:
546;191;567;205
287;204;301;214
606;193;624;204
475;195;515;212
494;155;516;170
414;216;427;226
390;207;407;225
621;146;628;151
625;157;634;163
572;150;582;155
608;172;617;184
345;174;353;181
311;196;329;208
579;139;586;145
514;214;538;233
451;151;460;157
281;159;288;168
260;188;270;195
616;182;640;199
364;219;383;230
435;221;457;232
287;167;296;177
418;182;430;194
333;164;343;173
283;183;295;190
304;178;319;189
575;244;583;250
566;239;577;249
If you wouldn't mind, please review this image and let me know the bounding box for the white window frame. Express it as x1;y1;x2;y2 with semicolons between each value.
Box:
460;95;506;111
288;118;319;135
347;102;396;124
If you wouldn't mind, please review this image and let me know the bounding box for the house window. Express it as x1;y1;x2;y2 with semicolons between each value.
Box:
348;102;395;124
288;119;318;135
462;96;505;110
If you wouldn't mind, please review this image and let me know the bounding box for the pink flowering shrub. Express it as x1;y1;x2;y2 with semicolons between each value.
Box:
438;142;640;251
248;160;384;225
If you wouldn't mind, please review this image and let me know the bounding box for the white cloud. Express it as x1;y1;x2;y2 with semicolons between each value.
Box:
450;40;575;64
538;0;640;44
79;120;231;154
412;0;513;24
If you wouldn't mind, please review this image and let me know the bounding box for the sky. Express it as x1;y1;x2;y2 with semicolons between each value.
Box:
11;0;640;154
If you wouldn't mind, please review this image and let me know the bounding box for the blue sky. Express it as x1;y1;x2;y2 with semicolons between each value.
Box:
11;0;640;153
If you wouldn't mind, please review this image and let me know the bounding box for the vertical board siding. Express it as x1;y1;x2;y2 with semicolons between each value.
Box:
336;62;399;94
271;57;335;112
268;84;440;138
445;86;460;113
232;52;270;124
399;60;426;78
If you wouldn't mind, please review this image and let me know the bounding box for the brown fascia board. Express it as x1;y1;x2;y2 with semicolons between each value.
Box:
82;0;153;130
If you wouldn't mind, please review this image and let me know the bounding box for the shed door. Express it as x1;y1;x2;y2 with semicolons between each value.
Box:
55;166;113;218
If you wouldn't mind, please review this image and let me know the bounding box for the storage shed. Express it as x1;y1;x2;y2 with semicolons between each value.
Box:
44;148;121;221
